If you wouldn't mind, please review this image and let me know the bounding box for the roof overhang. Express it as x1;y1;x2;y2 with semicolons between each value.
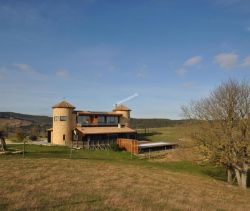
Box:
76;126;136;135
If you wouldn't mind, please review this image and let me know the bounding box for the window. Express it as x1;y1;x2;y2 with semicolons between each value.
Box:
77;116;90;125
63;134;66;140
54;116;67;121
54;116;60;121
106;116;118;124
98;116;105;124
60;116;67;121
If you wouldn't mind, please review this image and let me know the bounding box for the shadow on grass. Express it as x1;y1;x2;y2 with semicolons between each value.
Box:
201;166;227;182
138;132;162;141
202;167;250;187
248;170;250;187
143;160;228;182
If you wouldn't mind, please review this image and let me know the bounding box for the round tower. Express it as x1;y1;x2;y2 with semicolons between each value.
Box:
52;100;75;145
113;104;131;127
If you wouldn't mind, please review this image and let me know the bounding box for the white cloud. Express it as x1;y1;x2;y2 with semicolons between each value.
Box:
184;56;203;66
176;68;187;76
214;53;238;69
242;56;250;67
14;63;36;74
56;69;69;78
176;55;202;77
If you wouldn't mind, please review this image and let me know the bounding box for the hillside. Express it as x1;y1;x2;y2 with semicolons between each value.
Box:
130;118;186;128
0;112;185;129
0;112;52;125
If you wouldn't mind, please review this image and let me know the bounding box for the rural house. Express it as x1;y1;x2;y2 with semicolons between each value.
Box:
48;100;176;153
48;100;137;148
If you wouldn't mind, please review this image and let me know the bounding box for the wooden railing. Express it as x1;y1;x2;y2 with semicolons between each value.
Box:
116;138;138;154
77;123;119;127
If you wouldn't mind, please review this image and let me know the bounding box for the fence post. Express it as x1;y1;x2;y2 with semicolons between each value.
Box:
23;140;25;158
70;141;73;159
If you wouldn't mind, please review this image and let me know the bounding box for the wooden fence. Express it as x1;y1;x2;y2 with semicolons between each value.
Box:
116;138;139;154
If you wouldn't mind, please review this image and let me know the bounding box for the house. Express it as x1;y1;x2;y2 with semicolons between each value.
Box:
47;100;137;148
48;100;177;153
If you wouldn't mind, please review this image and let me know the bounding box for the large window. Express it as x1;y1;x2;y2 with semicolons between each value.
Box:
77;116;90;125
106;116;118;124
98;116;105;124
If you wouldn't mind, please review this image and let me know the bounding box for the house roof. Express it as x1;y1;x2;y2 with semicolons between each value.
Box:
52;100;75;109
113;104;131;111
76;126;136;135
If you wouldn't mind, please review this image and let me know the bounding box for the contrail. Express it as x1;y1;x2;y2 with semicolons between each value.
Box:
116;93;139;105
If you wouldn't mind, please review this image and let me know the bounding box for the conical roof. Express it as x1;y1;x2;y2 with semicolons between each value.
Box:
113;104;131;111
52;100;75;109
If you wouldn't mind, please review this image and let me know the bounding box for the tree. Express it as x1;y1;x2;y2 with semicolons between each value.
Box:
15;128;25;142
29;126;39;141
15;128;27;157
182;79;250;189
0;130;7;151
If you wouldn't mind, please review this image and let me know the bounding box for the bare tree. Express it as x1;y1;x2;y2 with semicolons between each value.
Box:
182;79;250;189
0;131;7;151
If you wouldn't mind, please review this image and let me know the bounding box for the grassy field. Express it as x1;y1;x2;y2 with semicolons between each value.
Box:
1;126;250;210
1;142;250;210
137;125;191;143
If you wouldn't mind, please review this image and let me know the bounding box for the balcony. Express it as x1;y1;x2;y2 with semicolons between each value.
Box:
77;122;122;127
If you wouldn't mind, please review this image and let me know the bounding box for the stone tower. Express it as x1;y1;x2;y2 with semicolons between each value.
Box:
113;104;131;127
52;100;76;145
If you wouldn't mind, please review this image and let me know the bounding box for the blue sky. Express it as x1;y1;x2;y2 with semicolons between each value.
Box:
0;0;250;119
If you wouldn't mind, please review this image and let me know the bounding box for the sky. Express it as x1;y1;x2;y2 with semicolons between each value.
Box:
0;0;250;119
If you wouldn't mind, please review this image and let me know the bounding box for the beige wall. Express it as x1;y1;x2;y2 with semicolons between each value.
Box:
52;108;74;145
114;110;130;127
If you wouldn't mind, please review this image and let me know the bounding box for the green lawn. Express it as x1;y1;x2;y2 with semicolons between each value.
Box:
137;126;190;143
5;144;226;181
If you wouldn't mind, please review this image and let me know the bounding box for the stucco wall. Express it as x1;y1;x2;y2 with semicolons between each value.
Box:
52;108;74;145
114;110;130;127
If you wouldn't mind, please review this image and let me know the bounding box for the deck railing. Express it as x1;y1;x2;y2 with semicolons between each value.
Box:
77;123;120;127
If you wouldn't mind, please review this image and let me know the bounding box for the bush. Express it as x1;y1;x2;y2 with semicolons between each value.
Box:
15;129;25;142
29;135;38;141
110;142;122;151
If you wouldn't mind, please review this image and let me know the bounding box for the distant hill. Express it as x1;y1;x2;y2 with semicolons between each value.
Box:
130;118;186;128
0;112;186;129
0;112;52;125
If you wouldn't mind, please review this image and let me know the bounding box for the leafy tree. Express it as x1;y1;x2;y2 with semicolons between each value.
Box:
182;79;250;188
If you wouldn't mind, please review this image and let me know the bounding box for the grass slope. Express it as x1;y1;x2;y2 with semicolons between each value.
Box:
1;144;250;210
